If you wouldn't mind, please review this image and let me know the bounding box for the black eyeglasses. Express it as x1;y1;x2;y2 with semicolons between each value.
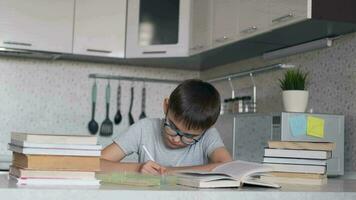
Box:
163;117;206;145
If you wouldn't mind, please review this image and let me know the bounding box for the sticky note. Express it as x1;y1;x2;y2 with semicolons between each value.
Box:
307;116;325;138
289;115;307;137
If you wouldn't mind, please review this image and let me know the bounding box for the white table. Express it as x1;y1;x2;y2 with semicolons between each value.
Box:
0;174;355;200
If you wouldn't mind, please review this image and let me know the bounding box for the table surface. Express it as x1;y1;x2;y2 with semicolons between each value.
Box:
0;173;355;200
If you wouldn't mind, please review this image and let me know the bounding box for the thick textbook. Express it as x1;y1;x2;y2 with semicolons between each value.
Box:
11;152;100;171
11;139;102;150
10;166;96;179
11;132;97;145
10;175;100;186
267;141;335;151
176;160;280;188
263;163;326;174
263;157;327;166
264;148;331;159
8;144;101;157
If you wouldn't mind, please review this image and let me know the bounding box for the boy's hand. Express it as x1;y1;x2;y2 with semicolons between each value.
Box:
139;161;166;175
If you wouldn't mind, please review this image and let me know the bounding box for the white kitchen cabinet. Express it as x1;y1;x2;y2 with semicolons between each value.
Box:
237;0;270;40
73;0;127;58
189;0;212;55
126;0;191;58
268;0;310;30
211;0;239;48
0;0;74;53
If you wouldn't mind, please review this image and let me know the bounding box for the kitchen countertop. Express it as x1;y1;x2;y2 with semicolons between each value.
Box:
0;174;355;200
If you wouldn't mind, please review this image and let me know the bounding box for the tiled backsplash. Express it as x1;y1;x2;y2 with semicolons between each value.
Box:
0;57;198;155
201;32;356;172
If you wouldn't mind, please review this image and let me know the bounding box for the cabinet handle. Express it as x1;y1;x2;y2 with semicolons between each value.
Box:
190;45;205;51
240;26;258;34
272;13;294;23
3;41;32;47
197;45;205;49
215;36;229;43
142;51;167;54
87;49;112;54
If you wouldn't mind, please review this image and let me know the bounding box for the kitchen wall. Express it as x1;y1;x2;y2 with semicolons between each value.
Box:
0;57;199;156
201;32;356;172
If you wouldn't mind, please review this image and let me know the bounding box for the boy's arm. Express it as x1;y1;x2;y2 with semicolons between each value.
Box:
100;143;142;172
166;147;232;173
100;143;166;175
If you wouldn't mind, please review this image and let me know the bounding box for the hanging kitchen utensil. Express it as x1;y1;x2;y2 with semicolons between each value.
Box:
139;83;147;119
114;82;122;125
88;80;99;135
128;86;135;125
100;80;113;136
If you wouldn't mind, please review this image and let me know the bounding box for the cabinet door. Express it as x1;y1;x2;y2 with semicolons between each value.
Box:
0;0;74;53
189;0;212;55
269;0;310;30
237;0;270;40
126;0;191;58
73;0;126;58
212;0;238;48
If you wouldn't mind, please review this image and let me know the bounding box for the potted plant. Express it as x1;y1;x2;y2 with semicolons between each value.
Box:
279;69;309;112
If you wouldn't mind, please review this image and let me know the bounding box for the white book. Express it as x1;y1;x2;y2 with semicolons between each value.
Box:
10;166;96;179
11;132;97;145
263;163;326;174
264;148;331;159
176;160;280;188
260;175;327;186
10;175;100;186
8;144;101;157
263;157;327;166
11;139;102;150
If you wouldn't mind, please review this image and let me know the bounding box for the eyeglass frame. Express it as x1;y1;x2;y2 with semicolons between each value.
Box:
163;116;207;145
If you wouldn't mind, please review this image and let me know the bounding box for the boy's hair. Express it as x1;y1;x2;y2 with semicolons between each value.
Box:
168;79;221;131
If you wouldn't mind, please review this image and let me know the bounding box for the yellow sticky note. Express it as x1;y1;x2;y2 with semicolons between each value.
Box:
307;116;325;138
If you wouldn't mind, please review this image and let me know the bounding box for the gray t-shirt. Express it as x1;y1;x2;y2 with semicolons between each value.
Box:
114;118;225;167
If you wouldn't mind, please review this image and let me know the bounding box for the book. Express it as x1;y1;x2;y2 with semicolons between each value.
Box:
263;157;327;166
11;132;97;145
266;172;326;179
176;160;280;188
260;175;327;185
96;172;162;187
11;139;102;150
10;166;96;179
12;152;100;171
8;144;101;157
263;163;326;174
10;175;100;186
264;148;331;159
268;141;335;151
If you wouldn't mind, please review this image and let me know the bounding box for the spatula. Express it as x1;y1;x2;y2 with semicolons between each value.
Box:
100;81;113;136
128;86;135;125
88;81;99;134
139;85;147;119
114;83;122;125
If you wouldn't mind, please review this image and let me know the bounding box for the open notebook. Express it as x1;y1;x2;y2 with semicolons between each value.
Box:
176;160;280;188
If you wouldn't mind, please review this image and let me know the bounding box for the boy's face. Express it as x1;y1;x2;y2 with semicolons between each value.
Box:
162;99;205;149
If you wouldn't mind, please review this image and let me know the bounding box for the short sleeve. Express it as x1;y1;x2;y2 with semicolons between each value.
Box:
201;127;225;158
113;120;144;156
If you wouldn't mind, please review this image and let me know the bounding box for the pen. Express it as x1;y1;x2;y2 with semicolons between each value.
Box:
142;145;155;161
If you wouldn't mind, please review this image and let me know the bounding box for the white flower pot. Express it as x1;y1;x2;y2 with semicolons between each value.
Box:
282;90;309;112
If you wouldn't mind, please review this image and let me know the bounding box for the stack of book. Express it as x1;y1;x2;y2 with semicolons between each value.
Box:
261;141;335;185
8;132;101;186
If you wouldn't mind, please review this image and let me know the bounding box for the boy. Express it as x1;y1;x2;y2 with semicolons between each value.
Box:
101;79;232;175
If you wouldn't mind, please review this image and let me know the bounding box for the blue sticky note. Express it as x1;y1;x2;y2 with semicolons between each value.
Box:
289;115;307;137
